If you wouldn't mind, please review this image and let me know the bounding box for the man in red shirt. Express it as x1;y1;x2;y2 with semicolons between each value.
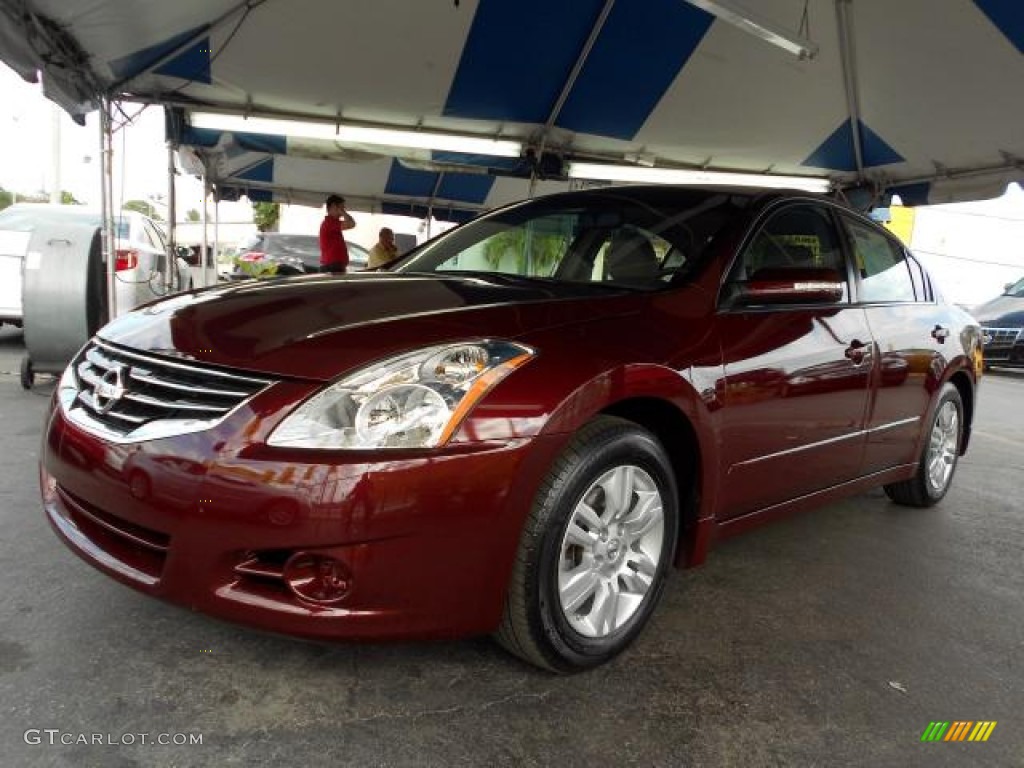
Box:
319;194;357;273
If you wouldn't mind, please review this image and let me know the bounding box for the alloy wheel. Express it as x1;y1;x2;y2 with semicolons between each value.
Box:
557;465;665;638
926;400;959;494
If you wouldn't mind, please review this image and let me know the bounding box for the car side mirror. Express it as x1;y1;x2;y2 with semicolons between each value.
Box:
733;267;844;306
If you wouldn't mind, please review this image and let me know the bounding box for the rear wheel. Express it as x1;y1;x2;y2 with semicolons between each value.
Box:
884;383;963;507
496;416;678;672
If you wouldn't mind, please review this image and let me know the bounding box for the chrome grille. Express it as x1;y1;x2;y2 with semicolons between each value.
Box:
981;327;1020;347
67;338;274;440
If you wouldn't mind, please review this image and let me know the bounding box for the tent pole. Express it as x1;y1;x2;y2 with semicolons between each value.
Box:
530;0;616;199
426;173;444;239
99;98;117;321
835;0;864;177
213;197;220;285
201;175;210;288
167;143;177;289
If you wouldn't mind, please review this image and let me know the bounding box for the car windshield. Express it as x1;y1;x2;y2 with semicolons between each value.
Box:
394;190;746;289
0;206;130;238
1005;276;1024;297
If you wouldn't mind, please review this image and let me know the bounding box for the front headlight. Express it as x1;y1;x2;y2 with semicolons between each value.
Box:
267;340;535;450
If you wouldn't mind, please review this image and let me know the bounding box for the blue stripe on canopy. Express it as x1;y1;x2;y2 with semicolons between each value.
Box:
385;161;494;204
382;202;477;224
431;152;524;171
802;119;905;171
235;158;274;183
109;26;211;84
385;162;438;198
974;0;1024;54
178;126;288;155
444;0;711;140
557;0;713;139
438;173;495;203
444;0;607;124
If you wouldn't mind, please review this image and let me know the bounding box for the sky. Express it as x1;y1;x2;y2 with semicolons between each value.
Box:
1;61;1021;305
0;62;247;221
911;186;1024;305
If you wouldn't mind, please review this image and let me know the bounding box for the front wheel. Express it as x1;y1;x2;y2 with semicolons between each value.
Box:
884;382;964;507
496;416;678;672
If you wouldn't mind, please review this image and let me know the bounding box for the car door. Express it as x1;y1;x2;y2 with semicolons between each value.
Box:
838;214;950;474
715;202;874;519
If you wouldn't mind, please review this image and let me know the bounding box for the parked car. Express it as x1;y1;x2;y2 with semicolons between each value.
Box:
0;203;190;327
974;275;1024;368
40;185;982;672
230;232;369;279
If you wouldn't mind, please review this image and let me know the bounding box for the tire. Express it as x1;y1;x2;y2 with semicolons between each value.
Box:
20;355;34;390
884;382;964;507
496;416;679;673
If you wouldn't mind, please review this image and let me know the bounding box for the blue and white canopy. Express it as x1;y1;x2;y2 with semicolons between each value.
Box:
2;0;1022;214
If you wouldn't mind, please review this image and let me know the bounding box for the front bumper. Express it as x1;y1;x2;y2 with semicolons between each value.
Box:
40;395;562;641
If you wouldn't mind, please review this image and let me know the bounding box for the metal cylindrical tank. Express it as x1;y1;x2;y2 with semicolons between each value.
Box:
21;222;107;387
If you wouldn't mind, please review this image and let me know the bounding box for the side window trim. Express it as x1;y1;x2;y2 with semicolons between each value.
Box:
905;249;934;303
825;205;860;295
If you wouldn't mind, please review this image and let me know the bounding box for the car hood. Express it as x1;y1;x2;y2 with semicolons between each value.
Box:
98;273;639;380
973;294;1024;327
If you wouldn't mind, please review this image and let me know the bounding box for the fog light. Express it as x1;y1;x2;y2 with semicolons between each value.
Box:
283;552;352;605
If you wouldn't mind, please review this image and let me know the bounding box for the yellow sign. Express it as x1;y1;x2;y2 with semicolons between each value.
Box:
884;205;916;246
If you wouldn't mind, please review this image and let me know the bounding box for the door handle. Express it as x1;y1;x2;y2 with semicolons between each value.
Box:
845;339;867;364
931;325;950;343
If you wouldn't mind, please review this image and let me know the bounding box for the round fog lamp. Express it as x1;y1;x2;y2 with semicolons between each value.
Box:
283;552;352;605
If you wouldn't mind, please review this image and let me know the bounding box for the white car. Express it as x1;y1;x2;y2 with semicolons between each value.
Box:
0;203;190;327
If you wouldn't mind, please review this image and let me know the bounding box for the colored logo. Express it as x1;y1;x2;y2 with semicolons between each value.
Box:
921;721;997;742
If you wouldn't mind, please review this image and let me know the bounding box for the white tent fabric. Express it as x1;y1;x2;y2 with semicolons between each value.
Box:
2;0;1023;211
172;124;572;220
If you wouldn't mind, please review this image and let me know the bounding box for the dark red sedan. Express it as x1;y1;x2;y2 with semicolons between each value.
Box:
40;185;983;672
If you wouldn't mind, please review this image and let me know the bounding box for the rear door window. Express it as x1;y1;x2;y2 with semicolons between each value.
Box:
841;216;917;303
